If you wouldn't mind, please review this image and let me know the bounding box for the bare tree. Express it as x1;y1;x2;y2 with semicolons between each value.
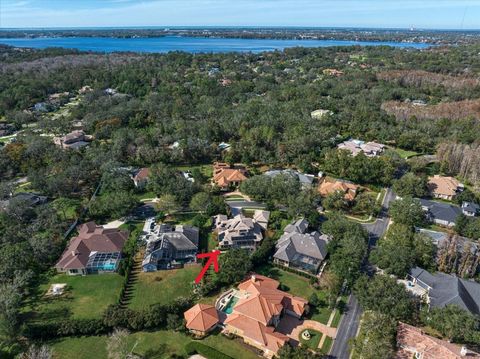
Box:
20;345;52;359
107;328;139;359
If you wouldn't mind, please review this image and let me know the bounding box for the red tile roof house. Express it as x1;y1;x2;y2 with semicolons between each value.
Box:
55;222;129;275
221;274;308;358
395;322;480;359
184;303;220;337
212;162;248;190
132;167;150;188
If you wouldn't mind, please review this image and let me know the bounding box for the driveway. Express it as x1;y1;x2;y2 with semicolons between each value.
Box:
277;315;337;347
226;200;266;216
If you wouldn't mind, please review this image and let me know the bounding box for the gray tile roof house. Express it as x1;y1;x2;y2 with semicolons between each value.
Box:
408;267;480;315
419;199;462;227
142;223;199;271
214;211;269;251
274;218;330;274
462;201;480;217
0;192;48;211
417;228;478;254
264;169;315;189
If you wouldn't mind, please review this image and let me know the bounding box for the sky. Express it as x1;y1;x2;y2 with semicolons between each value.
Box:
0;0;479;30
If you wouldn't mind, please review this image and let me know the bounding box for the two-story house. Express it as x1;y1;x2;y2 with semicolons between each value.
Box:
142;223;199;271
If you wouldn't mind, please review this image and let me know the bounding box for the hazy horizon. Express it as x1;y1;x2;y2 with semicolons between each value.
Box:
1;0;479;30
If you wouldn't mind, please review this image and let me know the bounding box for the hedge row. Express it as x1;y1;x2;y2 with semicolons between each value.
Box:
185;341;233;359
25;296;193;340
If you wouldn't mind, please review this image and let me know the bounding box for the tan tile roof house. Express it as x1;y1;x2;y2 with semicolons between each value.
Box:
318;178;359;201
212;162;248;190
55;222;129;275
223;274;308;358
395;322;479;359
53;130;92;150
337;139;385;157
427;175;463;200
184;303;219;336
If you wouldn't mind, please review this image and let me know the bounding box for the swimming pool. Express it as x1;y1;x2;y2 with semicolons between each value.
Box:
223;296;239;314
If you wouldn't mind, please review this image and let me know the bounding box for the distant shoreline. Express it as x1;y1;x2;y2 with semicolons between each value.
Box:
0;27;478;45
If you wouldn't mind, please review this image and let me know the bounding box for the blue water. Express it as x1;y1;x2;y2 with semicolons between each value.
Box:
0;36;432;53
223;296;239;314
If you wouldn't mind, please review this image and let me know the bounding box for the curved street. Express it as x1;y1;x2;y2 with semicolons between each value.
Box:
329;188;395;358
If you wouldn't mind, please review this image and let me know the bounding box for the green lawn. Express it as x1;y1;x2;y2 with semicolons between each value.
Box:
175;164;213;178
51;197;82;221
50;335;107;359
299;329;322;350
256;265;316;299
208;232;218;251
51;330;258;359
134;190;157;201
387;147;419;159
320;336;333;355
24;274;123;323
129;265;200;310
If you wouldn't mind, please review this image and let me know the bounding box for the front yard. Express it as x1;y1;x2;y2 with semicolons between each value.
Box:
23;273;123;323
128;265;200;309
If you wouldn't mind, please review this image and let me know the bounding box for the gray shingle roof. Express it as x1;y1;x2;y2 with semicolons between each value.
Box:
274;218;330;265
284;218;309;234
410;267;480;315
264;169;314;186
462;201;480;214
419;199;462;224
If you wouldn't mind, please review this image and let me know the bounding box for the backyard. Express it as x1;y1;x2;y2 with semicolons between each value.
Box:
23;273;123;323
50;330;259;359
128;265;200;309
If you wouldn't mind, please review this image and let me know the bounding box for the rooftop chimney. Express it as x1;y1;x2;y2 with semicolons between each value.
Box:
251;274;256;282
461;346;467;357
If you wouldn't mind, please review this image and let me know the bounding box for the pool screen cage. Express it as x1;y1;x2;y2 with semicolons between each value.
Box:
86;252;121;272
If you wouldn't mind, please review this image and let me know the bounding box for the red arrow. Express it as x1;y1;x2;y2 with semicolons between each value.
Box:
195;250;221;284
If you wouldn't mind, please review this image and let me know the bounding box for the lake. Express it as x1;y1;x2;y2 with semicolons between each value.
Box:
0;36;432;53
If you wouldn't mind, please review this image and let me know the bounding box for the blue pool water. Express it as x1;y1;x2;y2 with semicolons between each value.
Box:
223;296;239;314
0;36;432;54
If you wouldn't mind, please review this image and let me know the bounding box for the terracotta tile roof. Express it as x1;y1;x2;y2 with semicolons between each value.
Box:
212;163;247;187
224;314;289;353
213;169;247;186
225;274;307;355
395;322;480;359
55;222;129;270
184;304;219;333
318;179;359;201
427;175;461;198
134;167;150;182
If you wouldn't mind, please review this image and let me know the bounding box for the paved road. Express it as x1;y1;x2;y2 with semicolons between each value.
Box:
362;187;396;248
329;188;395;358
329;295;361;359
